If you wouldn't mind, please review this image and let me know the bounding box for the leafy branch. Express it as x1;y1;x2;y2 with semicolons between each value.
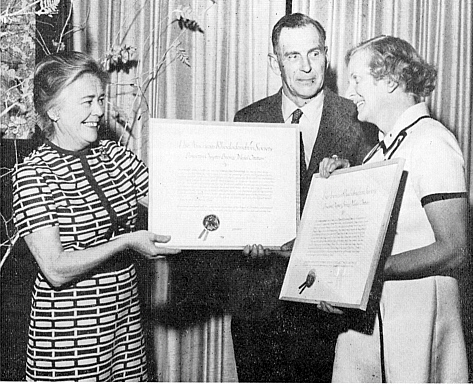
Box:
0;0;60;25
101;3;213;145
1;0;81;139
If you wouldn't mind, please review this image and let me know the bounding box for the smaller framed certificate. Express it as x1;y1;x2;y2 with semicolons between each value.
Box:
279;159;405;310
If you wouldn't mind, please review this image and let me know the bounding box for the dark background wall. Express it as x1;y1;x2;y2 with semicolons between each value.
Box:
1;140;39;380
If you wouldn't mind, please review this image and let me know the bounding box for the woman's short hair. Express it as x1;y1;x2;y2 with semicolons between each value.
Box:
272;13;326;56
345;35;437;99
34;51;109;138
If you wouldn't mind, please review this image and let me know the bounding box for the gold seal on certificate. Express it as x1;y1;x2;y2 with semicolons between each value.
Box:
198;214;220;241
298;269;316;294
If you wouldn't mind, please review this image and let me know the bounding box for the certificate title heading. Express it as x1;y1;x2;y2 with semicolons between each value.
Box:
180;140;273;162
179;140;273;152
322;185;377;209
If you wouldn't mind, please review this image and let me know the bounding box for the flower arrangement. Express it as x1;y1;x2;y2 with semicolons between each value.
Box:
1;1;210;140
1;0;62;139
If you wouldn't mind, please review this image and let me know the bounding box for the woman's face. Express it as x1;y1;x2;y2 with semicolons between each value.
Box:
346;50;385;126
49;73;105;151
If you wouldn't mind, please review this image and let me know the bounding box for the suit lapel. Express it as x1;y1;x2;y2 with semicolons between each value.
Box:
306;89;340;175
267;90;284;123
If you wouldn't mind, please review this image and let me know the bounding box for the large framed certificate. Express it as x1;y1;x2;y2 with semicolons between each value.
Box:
148;118;299;249
279;159;405;310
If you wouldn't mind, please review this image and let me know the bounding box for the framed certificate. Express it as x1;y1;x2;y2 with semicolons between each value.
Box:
148;118;299;249
279;159;405;310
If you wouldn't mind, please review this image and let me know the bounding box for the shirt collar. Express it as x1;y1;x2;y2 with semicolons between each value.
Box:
281;90;325;123
381;102;431;148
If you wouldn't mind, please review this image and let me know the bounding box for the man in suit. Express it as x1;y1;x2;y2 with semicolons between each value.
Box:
230;13;376;382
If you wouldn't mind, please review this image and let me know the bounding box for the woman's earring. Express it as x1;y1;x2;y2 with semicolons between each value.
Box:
48;108;59;122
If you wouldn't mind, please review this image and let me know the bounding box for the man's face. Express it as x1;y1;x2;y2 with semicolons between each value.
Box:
270;25;327;107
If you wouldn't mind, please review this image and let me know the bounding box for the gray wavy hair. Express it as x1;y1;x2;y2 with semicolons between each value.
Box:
34;51;109;138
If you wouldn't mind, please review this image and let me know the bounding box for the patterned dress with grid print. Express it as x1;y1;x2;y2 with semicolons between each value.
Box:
13;140;149;381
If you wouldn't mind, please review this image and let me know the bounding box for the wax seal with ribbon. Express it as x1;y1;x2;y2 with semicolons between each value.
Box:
198;214;220;241
298;269;316;294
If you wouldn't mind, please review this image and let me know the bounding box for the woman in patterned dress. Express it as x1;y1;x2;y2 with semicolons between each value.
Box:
318;36;469;382
12;51;180;381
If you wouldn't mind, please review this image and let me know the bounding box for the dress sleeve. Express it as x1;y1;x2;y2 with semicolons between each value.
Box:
12;162;58;237
410;126;466;199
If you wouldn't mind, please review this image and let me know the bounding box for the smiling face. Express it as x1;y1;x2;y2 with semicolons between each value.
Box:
346;49;387;126
48;73;105;151
270;25;327;107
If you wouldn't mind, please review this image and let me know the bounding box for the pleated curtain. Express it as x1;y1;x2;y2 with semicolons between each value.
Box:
294;0;473;204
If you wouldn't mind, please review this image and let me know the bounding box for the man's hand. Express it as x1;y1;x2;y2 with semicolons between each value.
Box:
243;238;295;259
319;155;350;178
317;300;344;315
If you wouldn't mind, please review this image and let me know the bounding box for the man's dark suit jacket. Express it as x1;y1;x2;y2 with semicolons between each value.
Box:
229;88;376;382
234;88;372;210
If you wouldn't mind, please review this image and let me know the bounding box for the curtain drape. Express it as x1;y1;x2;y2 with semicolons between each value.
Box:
155;0;286;122
71;0;286;381
294;0;473;204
